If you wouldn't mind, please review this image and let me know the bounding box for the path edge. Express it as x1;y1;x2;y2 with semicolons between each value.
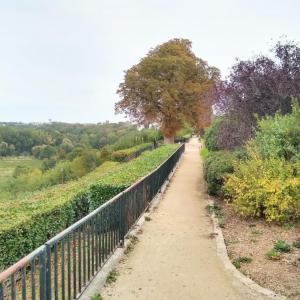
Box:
207;198;286;300
79;151;184;300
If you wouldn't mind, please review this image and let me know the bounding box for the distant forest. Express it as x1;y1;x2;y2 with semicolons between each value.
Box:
0;122;165;198
0;122;159;158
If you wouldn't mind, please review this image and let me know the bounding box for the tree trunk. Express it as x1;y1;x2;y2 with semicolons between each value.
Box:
164;135;175;144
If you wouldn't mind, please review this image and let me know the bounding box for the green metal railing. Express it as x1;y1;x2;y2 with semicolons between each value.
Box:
0;144;184;300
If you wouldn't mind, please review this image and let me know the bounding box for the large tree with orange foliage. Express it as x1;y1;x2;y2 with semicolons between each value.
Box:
116;38;219;143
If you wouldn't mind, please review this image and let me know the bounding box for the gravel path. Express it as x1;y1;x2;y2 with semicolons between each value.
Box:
101;138;272;300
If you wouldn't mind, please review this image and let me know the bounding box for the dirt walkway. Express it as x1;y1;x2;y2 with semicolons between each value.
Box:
101;138;271;300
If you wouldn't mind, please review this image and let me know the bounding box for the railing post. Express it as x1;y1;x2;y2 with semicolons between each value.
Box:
39;246;47;300
0;282;3;300
45;244;52;300
119;197;125;247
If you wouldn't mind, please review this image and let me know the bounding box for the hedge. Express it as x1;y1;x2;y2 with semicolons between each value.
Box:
0;144;178;270
88;145;178;210
0;161;119;270
111;143;153;162
203;151;237;196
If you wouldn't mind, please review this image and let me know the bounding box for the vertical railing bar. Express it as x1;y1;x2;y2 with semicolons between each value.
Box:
87;221;91;281
91;218;95;276
113;203;116;251
54;243;58;300
21;267;26;300
30;261;36;300
101;210;105;264
119;198;122;246
83;224;86;285
73;230;77;299
61;239;65;300
67;236;71;300
0;282;3;300
98;212;102;268
112;205;115;252
39;245;47;300
114;202;117;250
95;213;99;271
78;226;82;292
105;208;108;260
10;274;16;300
109;207;112;255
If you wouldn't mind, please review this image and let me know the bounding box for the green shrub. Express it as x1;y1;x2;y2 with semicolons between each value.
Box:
273;240;291;253
203;151;236;196
265;249;281;260
0;144;178;270
91;294;103;300
224;152;300;222
12;165;33;177
200;147;209;159
253;99;300;161
111;143;152;162
224;102;300;222
232;256;252;269
265;240;291;261
203;117;222;151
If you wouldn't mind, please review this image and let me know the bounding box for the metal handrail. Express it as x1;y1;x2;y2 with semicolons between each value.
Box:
0;144;185;300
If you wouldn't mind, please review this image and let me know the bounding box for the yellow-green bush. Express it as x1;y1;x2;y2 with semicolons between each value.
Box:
224;151;300;222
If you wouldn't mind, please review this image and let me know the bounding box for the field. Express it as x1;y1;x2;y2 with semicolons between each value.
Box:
0;156;42;182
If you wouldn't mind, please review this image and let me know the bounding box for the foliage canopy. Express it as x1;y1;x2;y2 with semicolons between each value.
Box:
116;38;219;141
215;41;300;149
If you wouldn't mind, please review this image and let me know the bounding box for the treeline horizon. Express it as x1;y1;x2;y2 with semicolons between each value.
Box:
0;120;125;126
0;121;158;157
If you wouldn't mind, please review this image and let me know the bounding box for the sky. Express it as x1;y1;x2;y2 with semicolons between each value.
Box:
0;0;299;123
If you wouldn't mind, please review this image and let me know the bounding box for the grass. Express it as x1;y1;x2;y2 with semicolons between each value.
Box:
265;249;281;260
232;256;253;269
106;269;119;284
282;223;295;230
124;234;139;255
207;203;225;228
265;240;291;261
225;239;240;245
251;229;263;236
0;156;42;201
91;294;103;300
0;156;41;181
273;240;291;253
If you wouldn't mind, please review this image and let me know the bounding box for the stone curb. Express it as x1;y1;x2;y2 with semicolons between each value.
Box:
207;199;286;300
79;153;184;299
